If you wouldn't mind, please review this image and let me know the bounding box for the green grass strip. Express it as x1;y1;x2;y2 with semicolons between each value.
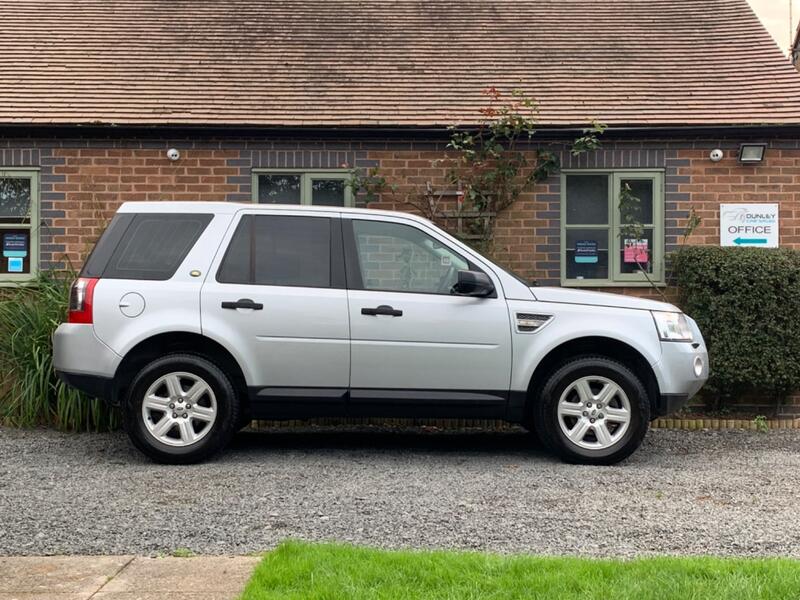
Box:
240;540;800;600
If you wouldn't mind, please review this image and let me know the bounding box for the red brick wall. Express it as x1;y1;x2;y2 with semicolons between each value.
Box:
3;134;799;414
674;147;800;247
50;148;242;266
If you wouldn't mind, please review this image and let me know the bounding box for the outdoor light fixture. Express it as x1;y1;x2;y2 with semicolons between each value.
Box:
738;143;766;164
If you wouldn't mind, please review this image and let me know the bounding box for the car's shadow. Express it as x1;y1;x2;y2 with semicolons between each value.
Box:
225;427;548;458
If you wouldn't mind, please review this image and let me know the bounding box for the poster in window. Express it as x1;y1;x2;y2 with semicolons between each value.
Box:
7;257;23;272
3;232;28;258
623;239;649;263
574;240;598;264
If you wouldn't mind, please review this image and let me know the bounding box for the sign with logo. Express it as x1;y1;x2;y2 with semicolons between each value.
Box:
574;240;598;264
720;204;779;248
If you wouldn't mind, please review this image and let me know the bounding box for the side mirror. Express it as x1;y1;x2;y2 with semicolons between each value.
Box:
452;270;495;297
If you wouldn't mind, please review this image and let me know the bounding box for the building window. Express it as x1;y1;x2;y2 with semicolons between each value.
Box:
0;169;38;282
252;170;353;207
561;170;664;286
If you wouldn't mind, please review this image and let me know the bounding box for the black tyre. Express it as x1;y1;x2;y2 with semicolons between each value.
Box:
532;356;650;465
123;353;240;464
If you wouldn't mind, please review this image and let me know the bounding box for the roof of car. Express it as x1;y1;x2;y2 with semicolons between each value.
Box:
117;201;431;222
2;0;800;128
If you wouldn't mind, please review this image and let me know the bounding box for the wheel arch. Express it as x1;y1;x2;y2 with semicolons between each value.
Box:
525;336;661;420
111;331;249;416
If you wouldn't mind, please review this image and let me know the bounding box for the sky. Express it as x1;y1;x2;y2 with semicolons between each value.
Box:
747;0;800;55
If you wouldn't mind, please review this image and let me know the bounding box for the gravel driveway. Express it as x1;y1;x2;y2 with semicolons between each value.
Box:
1;425;799;558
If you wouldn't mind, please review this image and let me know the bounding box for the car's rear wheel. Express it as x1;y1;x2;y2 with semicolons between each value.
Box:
123;353;239;464
533;356;650;465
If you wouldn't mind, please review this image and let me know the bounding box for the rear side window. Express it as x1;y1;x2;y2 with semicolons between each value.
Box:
84;213;212;280
217;215;331;288
81;213;134;278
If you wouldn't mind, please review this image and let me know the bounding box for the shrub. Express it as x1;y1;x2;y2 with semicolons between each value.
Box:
672;246;800;401
0;273;118;431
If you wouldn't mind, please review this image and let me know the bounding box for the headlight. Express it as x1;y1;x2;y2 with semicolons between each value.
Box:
651;311;693;342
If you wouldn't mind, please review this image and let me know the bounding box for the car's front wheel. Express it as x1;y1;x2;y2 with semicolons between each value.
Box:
123;353;239;464
533;356;650;465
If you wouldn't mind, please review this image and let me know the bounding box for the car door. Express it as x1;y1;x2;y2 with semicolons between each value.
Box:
343;214;512;418
201;209;350;417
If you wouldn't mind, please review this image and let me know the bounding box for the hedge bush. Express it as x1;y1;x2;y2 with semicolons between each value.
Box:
0;273;118;431
672;246;800;401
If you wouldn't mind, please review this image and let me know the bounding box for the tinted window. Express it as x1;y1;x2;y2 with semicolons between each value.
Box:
216;216;252;284
81;213;134;278
103;214;212;280
217;215;331;288
351;220;469;294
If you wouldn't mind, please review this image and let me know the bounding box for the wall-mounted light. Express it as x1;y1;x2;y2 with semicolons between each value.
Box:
166;148;181;161
738;143;766;164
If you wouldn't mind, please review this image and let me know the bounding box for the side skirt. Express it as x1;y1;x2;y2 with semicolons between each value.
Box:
247;387;515;421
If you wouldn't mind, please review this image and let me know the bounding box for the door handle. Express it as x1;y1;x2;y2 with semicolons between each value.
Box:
361;305;403;317
221;298;263;310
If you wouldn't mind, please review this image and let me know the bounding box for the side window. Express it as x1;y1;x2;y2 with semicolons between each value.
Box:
254;171;353;207
0;170;38;282
351;220;470;294
562;170;664;286
217;215;331;288
102;213;212;280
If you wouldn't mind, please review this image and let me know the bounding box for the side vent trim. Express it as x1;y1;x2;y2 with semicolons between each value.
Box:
515;313;553;333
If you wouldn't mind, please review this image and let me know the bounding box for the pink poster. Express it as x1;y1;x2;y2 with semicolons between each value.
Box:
624;239;649;263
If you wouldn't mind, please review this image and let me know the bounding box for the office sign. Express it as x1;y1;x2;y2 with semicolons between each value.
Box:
720;204;779;248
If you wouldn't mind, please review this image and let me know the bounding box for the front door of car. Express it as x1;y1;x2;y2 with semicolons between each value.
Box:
343;215;512;418
201;210;350;417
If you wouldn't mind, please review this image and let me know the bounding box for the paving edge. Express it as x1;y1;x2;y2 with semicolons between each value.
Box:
251;417;800;432
651;417;800;430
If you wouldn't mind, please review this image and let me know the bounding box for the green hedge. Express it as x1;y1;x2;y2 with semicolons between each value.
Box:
672;246;800;401
0;273;118;431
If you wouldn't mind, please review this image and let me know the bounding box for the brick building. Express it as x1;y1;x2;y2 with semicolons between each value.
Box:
1;0;799;299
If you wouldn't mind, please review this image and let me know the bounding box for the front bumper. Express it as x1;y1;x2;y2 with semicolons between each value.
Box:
651;316;709;416
655;393;690;417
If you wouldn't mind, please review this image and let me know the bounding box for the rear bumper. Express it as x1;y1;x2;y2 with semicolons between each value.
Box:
53;323;121;377
56;371;115;402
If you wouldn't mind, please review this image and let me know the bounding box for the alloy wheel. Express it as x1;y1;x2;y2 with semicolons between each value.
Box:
556;375;631;451
141;371;218;447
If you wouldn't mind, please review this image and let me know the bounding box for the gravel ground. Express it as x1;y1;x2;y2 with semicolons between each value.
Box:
1;425;799;558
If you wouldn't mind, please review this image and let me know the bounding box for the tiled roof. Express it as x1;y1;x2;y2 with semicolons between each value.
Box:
2;0;800;128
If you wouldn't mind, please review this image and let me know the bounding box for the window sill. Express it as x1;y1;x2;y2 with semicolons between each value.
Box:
560;279;667;288
0;277;38;288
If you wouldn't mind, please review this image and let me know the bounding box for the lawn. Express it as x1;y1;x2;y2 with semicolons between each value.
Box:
239;541;800;600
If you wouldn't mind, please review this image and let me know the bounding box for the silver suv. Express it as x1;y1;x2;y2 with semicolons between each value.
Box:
53;202;708;464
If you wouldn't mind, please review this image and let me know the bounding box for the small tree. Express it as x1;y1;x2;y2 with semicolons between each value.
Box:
445;88;605;252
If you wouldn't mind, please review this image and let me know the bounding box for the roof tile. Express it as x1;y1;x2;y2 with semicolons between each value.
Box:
1;0;799;127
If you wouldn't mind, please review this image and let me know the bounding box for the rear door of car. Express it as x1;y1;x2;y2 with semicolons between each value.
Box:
201;209;350;418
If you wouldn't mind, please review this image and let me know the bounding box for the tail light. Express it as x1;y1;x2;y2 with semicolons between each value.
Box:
68;278;99;324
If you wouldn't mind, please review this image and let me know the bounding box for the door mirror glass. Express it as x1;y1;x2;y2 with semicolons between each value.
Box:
452;270;495;297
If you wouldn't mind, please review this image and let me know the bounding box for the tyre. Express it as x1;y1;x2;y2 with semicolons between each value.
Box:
123;353;239;464
532;356;650;465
